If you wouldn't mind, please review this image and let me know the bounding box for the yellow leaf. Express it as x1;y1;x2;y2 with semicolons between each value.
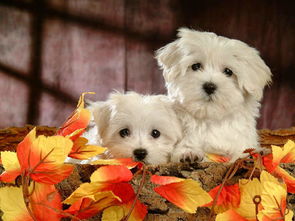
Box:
102;206;125;221
235;178;262;219
63;182;121;205
258;179;289;220
69;137;106;160
272;140;295;167
1;151;20;172
154;179;212;213
32;135;73;164
0;186;32;221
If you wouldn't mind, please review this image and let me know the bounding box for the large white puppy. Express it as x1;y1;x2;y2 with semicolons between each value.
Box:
90;92;182;164
156;28;272;162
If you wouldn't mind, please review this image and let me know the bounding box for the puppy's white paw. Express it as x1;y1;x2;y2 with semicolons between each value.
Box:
171;147;204;163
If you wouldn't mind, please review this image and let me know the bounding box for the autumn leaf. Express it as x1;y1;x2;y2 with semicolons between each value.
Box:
0;186;33;221
257;180;293;221
91;158;140;169
150;175;184;185
272;140;295;167
102;206;125;221
90;165;133;183
205;153;231;163
0;151;21;182
263;140;295;193
234;178;263;220
68;137;106;160
102;199;147;221
204;184;241;214
16;128;74;184
57;92;94;140
151;176;212;213
30;183;62;220
0;183;62;221
216;209;248;221
64;191;118;219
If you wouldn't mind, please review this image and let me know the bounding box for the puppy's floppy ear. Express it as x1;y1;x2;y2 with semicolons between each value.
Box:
234;44;272;101
155;40;181;82
90;101;111;139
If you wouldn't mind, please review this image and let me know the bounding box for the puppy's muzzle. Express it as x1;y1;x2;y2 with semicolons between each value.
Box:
133;148;147;161
203;82;217;95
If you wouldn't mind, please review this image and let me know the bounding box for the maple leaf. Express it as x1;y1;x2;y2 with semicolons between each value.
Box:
90;165;133;183
16;128;74;184
263;140;295;193
57;92;94;140
63;165;135;205
216;209;248;221
205;153;231;163
0;151;21;182
102;199;147;221
68;137;106;160
0;183;62;221
257;179;293;221
64;191;118;219
0;186;33;221
29;183;62;220
204;184;241;214
91;158;141;169
151;175;212;213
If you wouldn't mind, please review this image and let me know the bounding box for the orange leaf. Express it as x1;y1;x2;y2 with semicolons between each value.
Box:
30;183;62;221
57;92;94;140
16;128;74;184
90;165;133;183
216;209;248;221
64;191;118;219
154;179;212;213
102;198;147;221
151;175;184;185
204;184;241;213
64;182;134;205
272;167;295;193
0;151;21;182
91;158;140;169
30;163;74;184
121;199;147;221
272;140;295;167
0;183;62;221
205;153;231;163
68;137;106;160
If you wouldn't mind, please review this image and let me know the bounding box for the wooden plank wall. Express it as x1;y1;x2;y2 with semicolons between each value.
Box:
0;0;294;129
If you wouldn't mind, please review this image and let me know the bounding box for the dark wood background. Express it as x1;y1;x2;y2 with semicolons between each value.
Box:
0;0;294;129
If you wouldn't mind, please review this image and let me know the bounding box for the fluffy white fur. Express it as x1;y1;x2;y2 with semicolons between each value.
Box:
90;92;182;164
156;28;272;162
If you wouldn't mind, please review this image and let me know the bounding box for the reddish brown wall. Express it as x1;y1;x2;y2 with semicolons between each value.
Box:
0;0;294;129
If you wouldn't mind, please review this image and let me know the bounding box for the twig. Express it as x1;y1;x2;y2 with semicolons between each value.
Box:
21;174;37;221
122;164;147;221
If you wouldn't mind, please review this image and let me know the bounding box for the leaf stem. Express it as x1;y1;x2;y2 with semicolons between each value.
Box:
21;174;37;221
122;164;147;221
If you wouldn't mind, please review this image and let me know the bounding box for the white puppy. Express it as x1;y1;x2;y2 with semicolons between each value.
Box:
156;28;272;162
90;92;182;164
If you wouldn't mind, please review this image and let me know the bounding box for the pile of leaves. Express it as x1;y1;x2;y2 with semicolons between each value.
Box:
0;93;294;221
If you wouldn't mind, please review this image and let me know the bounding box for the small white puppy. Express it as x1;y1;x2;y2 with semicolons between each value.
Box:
89;92;182;164
156;28;272;162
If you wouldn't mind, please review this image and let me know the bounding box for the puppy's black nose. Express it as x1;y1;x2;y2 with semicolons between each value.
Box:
133;148;147;161
203;82;217;95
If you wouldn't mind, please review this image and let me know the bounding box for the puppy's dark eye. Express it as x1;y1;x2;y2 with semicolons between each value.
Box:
191;63;201;71
151;129;161;138
224;68;233;77
119;128;130;138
